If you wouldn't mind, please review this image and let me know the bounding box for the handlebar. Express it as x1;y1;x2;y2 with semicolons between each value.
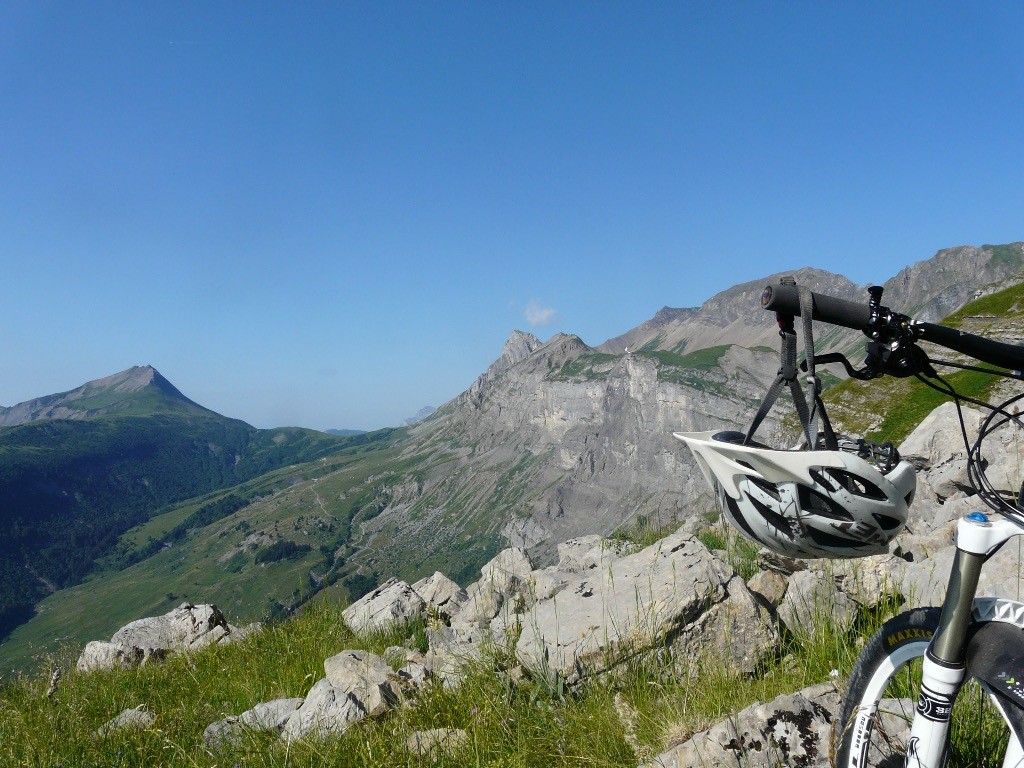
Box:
761;284;871;330
761;281;1024;374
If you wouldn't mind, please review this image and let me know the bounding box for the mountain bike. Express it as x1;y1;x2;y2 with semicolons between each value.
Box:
760;281;1024;767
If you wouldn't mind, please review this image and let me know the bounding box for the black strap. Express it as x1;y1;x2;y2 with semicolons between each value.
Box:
745;279;838;450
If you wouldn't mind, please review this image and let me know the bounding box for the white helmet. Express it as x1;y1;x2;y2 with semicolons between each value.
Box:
674;430;916;559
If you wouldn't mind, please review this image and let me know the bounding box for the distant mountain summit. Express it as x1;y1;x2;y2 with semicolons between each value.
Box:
0;365;213;427
402;406;436;426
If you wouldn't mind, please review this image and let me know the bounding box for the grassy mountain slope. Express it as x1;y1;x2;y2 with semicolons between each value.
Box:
0;368;396;643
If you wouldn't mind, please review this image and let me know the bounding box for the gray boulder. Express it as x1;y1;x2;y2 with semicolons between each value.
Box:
411;571;467;620
282;649;402;742
777;569;857;637
643;682;838;768
76;641;143;673
515;532;733;682
96;706;155;737
280;679;366;742
459;547;534;623
204;698;304;748
341;579;427;634
77;603;244;672
556;535;634;572
323;649;401;717
671;575;779;676
423;622;490;688
111;603;229;658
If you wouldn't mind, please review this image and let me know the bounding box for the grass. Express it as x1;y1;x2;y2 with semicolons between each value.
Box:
547;353;621;381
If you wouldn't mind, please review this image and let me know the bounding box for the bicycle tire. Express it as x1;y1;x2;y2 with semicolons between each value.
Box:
835;607;1012;768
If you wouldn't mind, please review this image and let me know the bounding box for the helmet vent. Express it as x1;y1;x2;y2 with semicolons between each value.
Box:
747;491;796;539
809;469;837;493
872;512;903;532
721;490;770;548
747;475;781;501
827;469;887;501
798;486;854;521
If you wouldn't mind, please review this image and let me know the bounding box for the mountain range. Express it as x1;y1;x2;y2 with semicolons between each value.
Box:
1;241;1022;670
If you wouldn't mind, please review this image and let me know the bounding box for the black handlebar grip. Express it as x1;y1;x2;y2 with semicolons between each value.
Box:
916;322;1024;372
760;284;872;330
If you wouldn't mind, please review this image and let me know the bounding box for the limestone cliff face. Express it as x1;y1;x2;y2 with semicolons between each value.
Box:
355;333;780;572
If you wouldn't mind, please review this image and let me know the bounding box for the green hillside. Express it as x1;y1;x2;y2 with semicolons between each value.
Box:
0;374;399;644
824;280;1024;443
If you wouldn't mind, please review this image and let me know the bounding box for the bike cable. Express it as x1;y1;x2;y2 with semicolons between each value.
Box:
912;354;1024;523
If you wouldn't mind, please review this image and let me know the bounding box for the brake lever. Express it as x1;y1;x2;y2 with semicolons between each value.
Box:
800;353;881;381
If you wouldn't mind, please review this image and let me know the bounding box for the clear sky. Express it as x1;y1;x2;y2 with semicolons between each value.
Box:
2;3;1023;430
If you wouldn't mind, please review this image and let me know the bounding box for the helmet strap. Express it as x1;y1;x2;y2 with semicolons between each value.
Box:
745;278;838;450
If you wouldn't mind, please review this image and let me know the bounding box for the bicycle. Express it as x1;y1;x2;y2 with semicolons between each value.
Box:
764;281;1024;767
679;279;1024;767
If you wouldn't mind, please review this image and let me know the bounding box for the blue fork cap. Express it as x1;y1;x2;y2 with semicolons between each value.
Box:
966;512;990;523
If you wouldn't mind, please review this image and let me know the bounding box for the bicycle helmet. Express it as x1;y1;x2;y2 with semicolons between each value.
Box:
675;430;916;559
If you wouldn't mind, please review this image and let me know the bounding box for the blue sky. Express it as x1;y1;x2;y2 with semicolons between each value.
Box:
2;3;1023;430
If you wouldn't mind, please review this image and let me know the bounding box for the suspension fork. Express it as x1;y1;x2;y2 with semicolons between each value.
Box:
906;514;1022;768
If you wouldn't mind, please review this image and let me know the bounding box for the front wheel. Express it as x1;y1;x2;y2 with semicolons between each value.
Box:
834;607;1011;767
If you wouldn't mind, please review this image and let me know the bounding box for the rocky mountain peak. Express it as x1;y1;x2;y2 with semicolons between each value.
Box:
499;331;544;370
650;306;696;326
0;365;210;427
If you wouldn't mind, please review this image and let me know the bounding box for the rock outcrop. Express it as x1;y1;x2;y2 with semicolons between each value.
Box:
77;603;260;672
644;683;839;768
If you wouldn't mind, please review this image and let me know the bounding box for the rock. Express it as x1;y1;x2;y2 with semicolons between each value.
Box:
77;603;242;672
112;603;229;659
556;535;634;572
281;679;367;742
397;662;430;688
527;567;571;601
341;579;427;634
97;706;155;737
671;576;779;676
282;649;403;742
203;698;304;748
224;622;264;644
410;571;468;619
322;650;400;717
76;641;142;673
423;622;490;688
746;569;788;609
383;646;425;668
459;547;535;623
643;683;839;768
777;569;857;637
405;728;468;758
516;532;733;682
